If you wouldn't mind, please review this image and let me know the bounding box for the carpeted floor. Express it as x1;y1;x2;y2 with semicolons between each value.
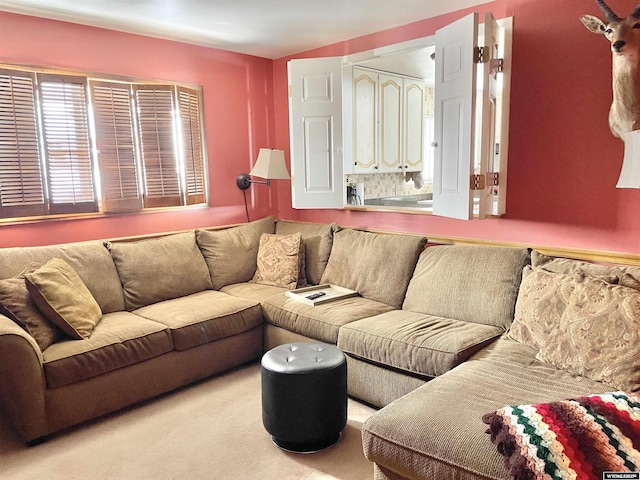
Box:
0;362;377;480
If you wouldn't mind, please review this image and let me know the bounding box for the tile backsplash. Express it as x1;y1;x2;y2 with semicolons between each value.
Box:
346;172;432;199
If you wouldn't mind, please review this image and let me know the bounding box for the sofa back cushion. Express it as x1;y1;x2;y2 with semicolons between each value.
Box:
196;216;275;290
320;228;427;309
403;245;531;329
108;231;212;310
275;220;336;285
0;241;125;314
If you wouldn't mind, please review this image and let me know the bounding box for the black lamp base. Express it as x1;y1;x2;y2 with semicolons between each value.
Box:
236;173;251;190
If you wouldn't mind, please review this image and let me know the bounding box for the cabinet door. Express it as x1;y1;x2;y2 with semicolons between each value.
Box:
288;57;344;209
353;68;378;173
403;78;425;172
378;74;403;172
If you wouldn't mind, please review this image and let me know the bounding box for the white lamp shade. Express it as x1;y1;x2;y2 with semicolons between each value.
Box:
249;148;290;180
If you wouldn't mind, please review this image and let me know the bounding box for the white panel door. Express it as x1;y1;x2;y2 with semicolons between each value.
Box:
288;57;344;209
433;13;478;220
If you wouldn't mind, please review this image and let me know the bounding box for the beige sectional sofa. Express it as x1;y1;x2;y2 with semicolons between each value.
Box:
0;216;637;480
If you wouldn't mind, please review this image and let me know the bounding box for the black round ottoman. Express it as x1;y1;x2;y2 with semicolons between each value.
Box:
261;342;347;453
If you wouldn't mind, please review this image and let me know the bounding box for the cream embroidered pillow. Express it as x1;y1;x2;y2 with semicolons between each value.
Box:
25;258;102;339
536;273;640;392
507;266;575;349
251;233;303;289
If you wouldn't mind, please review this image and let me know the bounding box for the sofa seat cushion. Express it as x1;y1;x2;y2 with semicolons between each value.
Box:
133;291;263;351
362;338;610;480
338;311;503;378
262;294;394;344
220;282;287;303
43;311;173;389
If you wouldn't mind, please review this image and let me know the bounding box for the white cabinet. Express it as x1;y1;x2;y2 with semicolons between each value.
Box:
353;68;378;173
353;68;424;173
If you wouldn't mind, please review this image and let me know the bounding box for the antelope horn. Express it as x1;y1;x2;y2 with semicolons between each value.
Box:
633;3;640;17
596;0;621;22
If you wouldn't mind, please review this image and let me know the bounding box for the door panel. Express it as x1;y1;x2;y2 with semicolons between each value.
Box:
288;57;344;209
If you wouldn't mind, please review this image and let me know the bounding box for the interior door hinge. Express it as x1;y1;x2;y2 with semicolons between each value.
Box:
486;172;499;186
470;174;486;190
474;46;488;64
490;58;504;74
288;85;292;97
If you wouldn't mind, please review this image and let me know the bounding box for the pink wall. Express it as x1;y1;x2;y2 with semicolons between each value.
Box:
4;1;640;255
0;11;280;247
273;0;640;256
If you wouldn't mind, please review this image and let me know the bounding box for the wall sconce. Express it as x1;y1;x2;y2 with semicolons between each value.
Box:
236;148;290;190
617;131;640;188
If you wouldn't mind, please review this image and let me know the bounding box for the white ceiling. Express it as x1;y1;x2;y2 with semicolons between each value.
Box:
0;0;490;59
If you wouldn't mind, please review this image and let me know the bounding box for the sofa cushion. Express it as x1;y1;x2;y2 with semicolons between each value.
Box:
320;228;426;309
43;311;173;389
196;216;275;290
536;273;640;392
338;310;503;378
25;258;102;340
362;338;610;480
0;241;125;314
108;231;212;310
251;233;303;289
262;293;394;344
220;282;288;303
275;220;335;285
506;266;574;349
133;290;263;351
403;244;531;330
0;262;63;350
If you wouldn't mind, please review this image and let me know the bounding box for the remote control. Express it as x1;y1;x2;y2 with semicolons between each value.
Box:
306;292;326;300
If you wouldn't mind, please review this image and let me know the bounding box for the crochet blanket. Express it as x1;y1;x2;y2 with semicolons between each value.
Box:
482;392;640;480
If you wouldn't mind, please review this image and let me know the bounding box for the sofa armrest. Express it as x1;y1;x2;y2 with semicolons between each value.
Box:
0;314;48;443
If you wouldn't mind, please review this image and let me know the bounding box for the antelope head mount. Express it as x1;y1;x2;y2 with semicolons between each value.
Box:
581;0;640;138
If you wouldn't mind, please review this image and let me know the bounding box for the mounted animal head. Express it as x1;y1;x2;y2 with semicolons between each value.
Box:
581;0;640;55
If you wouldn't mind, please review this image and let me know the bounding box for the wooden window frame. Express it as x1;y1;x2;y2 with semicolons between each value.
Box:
0;65;208;221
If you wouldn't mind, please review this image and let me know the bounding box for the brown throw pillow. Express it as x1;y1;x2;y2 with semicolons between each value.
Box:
536;273;640;392
25;258;102;340
0;262;63;351
250;233;303;289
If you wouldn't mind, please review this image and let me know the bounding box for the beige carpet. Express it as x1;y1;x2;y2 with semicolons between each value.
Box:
0;363;377;480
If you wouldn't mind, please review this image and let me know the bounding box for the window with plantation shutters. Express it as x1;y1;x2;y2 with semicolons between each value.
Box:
38;74;98;215
0;65;208;221
178;86;206;205
90;81;143;213
0;69;47;218
134;85;181;208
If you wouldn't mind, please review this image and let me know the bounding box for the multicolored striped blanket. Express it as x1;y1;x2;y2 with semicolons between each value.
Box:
482;392;640;480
